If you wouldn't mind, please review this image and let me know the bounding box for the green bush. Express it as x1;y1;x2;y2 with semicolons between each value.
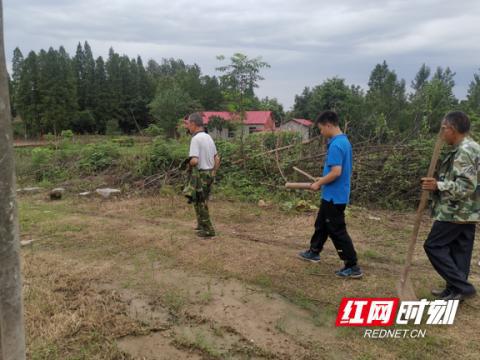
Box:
144;124;165;137
31;147;55;181
61;129;74;140
44;133;55;143
79;142;120;173
111;137;135;147
142;138;189;175
246;131;302;150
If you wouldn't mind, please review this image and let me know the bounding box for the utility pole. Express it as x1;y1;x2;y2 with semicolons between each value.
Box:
0;0;27;358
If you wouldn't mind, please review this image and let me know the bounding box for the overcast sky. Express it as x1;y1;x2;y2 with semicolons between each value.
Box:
5;0;480;108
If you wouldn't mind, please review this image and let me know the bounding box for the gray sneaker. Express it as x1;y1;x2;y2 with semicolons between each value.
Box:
335;266;363;279
431;288;451;298
298;250;320;263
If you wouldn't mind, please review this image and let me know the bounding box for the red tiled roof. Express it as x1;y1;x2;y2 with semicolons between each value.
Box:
242;111;273;126
291;118;313;127
187;111;276;130
199;111;232;124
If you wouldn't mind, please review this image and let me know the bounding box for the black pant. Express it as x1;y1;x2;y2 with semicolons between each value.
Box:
310;199;358;267
424;221;476;295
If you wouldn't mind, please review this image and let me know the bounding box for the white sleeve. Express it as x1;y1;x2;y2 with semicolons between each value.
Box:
189;137;200;158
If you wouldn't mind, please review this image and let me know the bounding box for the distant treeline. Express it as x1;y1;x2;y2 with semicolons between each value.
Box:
9;41;480;139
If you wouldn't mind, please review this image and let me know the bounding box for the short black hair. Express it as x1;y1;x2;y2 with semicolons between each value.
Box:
444;111;470;134
315;110;339;126
188;112;204;127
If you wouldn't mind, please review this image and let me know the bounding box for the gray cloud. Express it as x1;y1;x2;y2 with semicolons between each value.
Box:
5;0;480;108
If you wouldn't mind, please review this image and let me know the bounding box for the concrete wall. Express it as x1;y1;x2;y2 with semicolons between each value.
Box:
278;122;310;141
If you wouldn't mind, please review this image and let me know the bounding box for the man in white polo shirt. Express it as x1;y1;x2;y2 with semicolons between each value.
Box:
185;113;221;237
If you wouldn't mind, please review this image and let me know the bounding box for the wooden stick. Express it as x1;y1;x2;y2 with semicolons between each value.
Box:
285;182;312;190
397;130;444;301
232;135;322;164
275;136;287;182
292;166;318;182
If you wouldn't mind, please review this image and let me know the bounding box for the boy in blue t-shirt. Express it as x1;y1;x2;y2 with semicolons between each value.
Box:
298;111;363;278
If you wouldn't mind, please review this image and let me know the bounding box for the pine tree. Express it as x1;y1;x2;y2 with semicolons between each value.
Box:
37;47;77;135
149;78;201;137
421;67;457;132
366;60;407;135
133;55;154;128
411;64;431;92
292;87;313;120
105;47;122;133
73;42;86;110
10;47;23;117
16;51;41;136
92;56;110;134
409;64;431;132
199;75;224;110
466;69;480;115
83;41;96;111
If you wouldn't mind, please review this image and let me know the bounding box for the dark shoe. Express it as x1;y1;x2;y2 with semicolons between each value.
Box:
197;232;215;238
195;226;202;231
441;290;476;301
298;250;320;263
431;288;451;298
335;266;363;279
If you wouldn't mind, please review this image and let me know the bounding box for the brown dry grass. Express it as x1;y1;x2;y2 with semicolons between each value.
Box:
18;192;480;359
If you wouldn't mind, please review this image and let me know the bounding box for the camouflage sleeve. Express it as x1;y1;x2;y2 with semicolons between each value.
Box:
437;151;478;200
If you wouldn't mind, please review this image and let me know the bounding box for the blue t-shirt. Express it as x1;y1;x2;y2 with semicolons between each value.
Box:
321;134;352;204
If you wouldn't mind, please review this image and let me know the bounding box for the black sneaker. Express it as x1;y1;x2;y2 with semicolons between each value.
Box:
298;250;320;263
197;232;215;238
441;290;477;301
335;266;363;279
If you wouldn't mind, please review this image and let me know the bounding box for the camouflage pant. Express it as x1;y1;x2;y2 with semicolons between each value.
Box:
184;168;215;235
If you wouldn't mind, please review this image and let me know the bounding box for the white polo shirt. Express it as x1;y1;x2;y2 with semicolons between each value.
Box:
189;132;217;170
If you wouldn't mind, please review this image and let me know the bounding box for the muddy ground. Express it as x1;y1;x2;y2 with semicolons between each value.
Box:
19;190;480;359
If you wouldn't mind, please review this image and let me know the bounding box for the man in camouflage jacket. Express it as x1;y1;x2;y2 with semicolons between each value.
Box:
422;111;480;301
184;113;220;238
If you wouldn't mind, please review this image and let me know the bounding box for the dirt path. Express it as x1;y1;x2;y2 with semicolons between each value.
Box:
19;192;480;359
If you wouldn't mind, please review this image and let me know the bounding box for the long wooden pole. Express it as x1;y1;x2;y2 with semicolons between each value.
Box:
285;182;312;190
292;166;318;182
397;130;444;301
0;0;27;358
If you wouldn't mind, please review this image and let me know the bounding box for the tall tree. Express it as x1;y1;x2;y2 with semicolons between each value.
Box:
366;60;407;134
411;63;431;92
16;51;41;136
37;47;77;134
422;66;457;132
216;53;270;113
409;64;432;132
83;41;96;111
292;87;313;120
149;78;201;137
92;56;109;133
292;78;366;137
10;47;23;117
131;55;155;129
73;42;86;110
466;69;480;115
105;47;123;132
199;75;224;110
0;1;26;357
258;97;285;126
